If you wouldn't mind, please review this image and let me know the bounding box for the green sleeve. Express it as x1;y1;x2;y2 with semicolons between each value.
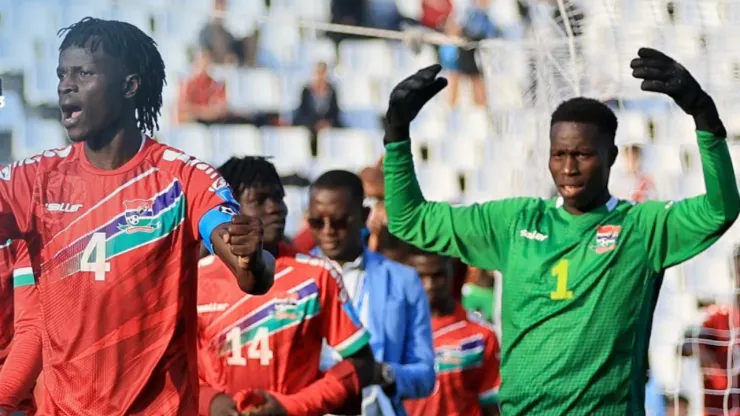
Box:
383;140;531;270
632;130;740;272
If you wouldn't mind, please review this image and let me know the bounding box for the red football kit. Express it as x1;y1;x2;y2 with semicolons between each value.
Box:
699;304;740;416
0;240;36;414
197;252;370;415
0;138;240;415
405;304;500;416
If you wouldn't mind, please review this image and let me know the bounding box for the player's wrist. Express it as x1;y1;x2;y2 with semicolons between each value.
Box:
690;94;726;138
383;118;410;146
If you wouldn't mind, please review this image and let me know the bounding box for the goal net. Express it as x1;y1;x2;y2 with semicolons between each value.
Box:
476;1;740;415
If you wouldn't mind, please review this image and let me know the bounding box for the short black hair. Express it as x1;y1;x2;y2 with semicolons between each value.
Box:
311;170;365;207
551;97;618;141
58;17;166;135
217;156;284;197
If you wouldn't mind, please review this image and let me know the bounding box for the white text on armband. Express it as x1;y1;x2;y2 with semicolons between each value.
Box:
1;147;72;181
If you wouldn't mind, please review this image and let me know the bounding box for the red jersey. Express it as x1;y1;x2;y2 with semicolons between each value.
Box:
0;138;239;415
700;305;740;416
0;240;35;413
197;253;369;405
405;304;500;416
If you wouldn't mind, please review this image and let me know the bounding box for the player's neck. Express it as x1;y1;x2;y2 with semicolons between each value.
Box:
332;244;364;266
432;298;456;317
83;116;142;171
264;242;280;258
564;191;612;216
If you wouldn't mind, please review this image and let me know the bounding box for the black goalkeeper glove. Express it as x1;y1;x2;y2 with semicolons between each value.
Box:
631;47;726;137
384;64;448;145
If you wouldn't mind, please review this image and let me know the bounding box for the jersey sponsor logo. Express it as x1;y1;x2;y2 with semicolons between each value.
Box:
45;202;83;213
272;291;303;320
594;225;621;254
519;229;548;241
197;302;230;313
218;205;238;216
119;199;160;233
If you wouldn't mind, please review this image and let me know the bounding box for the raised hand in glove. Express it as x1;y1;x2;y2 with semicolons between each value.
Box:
384;64;448;145
631;47;726;137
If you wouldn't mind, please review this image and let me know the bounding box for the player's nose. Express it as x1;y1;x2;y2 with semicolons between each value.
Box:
562;155;580;175
58;74;78;96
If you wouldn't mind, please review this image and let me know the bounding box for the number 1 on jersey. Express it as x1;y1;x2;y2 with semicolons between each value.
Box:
550;259;573;300
81;232;110;281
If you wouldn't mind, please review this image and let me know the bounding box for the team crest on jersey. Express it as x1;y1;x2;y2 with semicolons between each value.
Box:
272;291;303;320
119;199;160;234
594;225;621;254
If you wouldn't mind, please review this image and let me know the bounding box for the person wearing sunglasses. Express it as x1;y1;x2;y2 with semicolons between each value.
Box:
309;170;435;416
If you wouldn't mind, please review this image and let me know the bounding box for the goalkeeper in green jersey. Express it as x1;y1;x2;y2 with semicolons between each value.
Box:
382;48;740;415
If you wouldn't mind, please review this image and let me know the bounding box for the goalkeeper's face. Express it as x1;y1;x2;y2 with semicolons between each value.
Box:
549;121;616;214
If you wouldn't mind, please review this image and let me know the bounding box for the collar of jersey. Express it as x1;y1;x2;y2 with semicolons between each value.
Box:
79;133;149;176
555;195;618;213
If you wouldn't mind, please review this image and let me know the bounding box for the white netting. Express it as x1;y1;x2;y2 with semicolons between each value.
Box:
476;1;740;415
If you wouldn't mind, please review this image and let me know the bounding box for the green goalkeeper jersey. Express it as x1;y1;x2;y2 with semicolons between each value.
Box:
383;131;740;416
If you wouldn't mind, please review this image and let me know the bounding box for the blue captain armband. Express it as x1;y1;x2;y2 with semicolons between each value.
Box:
199;203;240;254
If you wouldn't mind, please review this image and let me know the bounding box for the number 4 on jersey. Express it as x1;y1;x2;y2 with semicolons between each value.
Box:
81;232;111;281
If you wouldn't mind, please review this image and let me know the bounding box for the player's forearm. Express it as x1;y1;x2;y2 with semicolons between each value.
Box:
271;359;362;416
695;130;740;225
383;141;460;255
212;227;274;294
0;328;42;408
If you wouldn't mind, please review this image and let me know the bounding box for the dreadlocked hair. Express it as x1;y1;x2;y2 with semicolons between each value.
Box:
217;156;284;198
58;17;166;135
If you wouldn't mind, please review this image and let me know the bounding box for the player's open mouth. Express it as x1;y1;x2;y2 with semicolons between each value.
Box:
560;185;584;197
60;104;83;127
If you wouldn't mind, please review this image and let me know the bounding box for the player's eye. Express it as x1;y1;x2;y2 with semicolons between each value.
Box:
79;71;93;77
577;153;592;160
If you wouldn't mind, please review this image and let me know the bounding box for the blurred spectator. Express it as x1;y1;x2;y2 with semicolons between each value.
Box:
294;62;342;154
682;247;740;415
663;394;689;416
366;0;402;31
445;0;498;108
644;376;666;416
420;0;454;31
461;269;495;322
309;170;435;415
329;0;369;44
198;0;239;65
176;49;229;124
624;145;656;202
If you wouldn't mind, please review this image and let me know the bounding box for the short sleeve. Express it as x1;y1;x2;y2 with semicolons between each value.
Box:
477;328;501;407
317;261;370;358
0;164;37;240
164;151;240;251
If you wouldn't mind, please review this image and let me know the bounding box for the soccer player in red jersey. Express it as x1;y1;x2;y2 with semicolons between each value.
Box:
0;239;37;415
0;18;274;415
197;157;382;416
403;247;501;416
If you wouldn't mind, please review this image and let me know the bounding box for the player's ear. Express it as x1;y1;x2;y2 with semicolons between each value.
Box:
608;144;618;167
123;74;141;100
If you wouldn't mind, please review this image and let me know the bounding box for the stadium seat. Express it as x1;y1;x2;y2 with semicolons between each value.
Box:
297;38;337;69
159;124;213;162
614;110;650;145
340;110;382;131
12;1;61;42
113;6;154;37
0;91;24;135
338;40;393;79
24;39;62;106
16;119;66;161
261;126;313;175
415;164;461;202
153;9;208;46
257;20;302;70
210;125;263;167
316;128;379;172
228;69;282;113
336;74;378;111
59;0;111;28
283;185;308;238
